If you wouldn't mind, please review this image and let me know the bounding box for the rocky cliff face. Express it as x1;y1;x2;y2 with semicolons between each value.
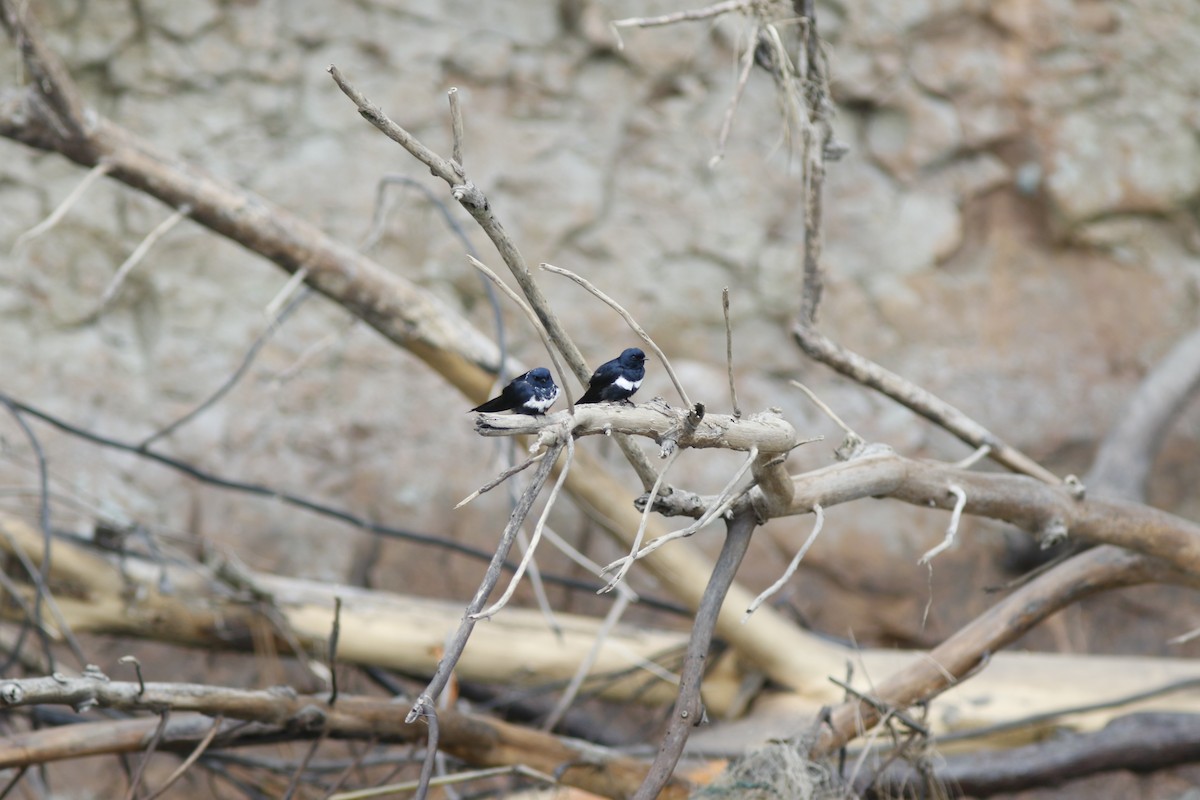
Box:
1;1;1197;646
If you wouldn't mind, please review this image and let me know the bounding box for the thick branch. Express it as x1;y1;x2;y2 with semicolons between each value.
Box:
811;545;1193;755
477;402;796;454
633;505;757;799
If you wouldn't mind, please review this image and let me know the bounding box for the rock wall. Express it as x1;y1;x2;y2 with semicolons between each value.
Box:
2;0;1198;647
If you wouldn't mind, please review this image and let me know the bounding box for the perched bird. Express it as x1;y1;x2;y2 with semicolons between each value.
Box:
577;348;646;405
471;367;560;415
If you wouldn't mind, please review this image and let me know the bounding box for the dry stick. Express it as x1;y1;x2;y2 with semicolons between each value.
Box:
467;255;574;411
328;64;659;491
11;161;112;252
471;436;575;620
330;765;558;800
282;730;328;800
632;504;758;800
600;448;681;593
790;380;860;440
743;502;824;621
541;262;694;411
794;0;830;325
793;326;1061;484
919;484;967;565
327;597;342;706
810;545;1185;756
406;444;562;796
88;203;191;318
542;589;634;732
454;451;545;509
612;0;750;30
124;709;170;800
722;288;742;417
709;26;759;169
447;88;464;172
141;715;223;800
607;446;758;573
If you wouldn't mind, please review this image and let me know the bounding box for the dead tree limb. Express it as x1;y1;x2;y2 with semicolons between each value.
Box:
0;676;692;800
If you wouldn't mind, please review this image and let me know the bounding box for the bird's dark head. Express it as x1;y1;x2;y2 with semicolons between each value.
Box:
526;367;555;387
619;348;646;366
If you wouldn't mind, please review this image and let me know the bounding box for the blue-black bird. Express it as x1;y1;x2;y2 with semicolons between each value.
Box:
576;348;646;405
471;368;560;415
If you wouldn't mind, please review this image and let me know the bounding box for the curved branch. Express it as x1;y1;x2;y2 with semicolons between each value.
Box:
811;545;1196;755
1087;324;1200;500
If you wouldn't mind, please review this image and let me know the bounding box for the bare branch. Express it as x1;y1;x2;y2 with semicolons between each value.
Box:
408;443;563;723
918;484;967;565
11;161;111;252
810;545;1194;756
84;203;191;321
632;504;758;799
744;503;825;620
447;87;464;172
471;437;575;620
793;326;1061;484
541;261;694;411
612;0;751;30
600;448;681;592
723;288;742;417
467;255;575;410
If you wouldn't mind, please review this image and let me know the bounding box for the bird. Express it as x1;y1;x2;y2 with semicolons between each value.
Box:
576;347;646;405
471;367;560;415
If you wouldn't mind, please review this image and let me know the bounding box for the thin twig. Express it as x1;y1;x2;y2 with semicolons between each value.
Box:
606;447;758;573
447;88;464;172
471;436;575;620
790;380;860;441
955;444;992;470
722;288;742;417
743;503;824;620
11;161;112;253
406;443;562;723
454;451;545;509
142;715;224;800
282;730;328;800
328;597;342;706
709;28;759;169
139;289;310;449
919;485;967;565
467;255;574;410
357;174;508;386
612;0;750;29
599;448;680;593
87;204;191;320
0;401;87;670
124;709;171;800
541;262;692;410
330;765;558;800
542;589;633;732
